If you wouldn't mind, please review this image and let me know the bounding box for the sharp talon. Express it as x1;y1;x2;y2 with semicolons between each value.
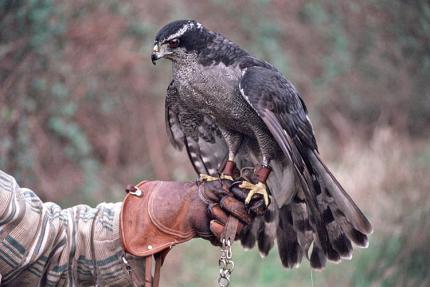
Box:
199;174;219;182
239;181;255;190
220;174;233;180
239;181;270;206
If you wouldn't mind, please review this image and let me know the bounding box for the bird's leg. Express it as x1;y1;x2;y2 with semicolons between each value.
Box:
200;164;236;181
241;165;271;206
219;129;243;180
200;131;242;182
240;157;272;206
199;174;220;182
199;164;233;182
240;129;275;206
200;159;235;182
220;158;236;180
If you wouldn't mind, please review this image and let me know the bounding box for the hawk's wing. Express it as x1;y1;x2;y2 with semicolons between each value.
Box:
165;80;228;176
238;66;372;269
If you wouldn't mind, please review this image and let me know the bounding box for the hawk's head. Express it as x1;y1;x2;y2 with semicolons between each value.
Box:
151;20;213;65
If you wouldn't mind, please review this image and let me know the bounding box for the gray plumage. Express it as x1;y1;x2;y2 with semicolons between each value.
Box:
153;20;372;269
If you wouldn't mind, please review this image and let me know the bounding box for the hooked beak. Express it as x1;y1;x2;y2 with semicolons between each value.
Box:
151;43;160;65
151;53;159;65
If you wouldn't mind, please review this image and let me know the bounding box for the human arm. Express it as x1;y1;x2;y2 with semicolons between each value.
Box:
0;170;260;286
0;169;130;286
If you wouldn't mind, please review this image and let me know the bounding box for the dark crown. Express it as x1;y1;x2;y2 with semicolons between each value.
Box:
154;20;248;66
155;20;201;43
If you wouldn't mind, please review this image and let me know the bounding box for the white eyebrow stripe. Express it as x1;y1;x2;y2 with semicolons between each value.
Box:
165;21;203;41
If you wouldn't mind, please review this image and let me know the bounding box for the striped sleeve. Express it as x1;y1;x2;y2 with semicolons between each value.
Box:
0;170;144;286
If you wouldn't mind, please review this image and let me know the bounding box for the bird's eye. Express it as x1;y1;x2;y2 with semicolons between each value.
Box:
168;39;180;49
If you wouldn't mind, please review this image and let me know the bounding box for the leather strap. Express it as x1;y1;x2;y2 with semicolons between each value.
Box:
256;166;272;183
223;160;236;177
139;253;164;287
145;256;152;287
153;253;163;287
221;215;239;242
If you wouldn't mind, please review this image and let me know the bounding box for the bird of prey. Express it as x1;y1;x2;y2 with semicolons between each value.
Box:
152;20;372;269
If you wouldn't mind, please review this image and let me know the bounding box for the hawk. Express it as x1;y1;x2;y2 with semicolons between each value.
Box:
152;20;372;269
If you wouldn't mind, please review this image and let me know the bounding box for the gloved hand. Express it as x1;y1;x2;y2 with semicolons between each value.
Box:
201;179;267;245
120;178;265;257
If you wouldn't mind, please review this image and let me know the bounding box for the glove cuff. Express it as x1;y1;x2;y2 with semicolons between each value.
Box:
120;181;195;257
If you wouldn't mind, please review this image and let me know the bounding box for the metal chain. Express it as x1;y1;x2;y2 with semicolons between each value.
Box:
218;239;235;287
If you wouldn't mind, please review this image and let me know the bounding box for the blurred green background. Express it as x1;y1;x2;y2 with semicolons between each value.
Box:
1;0;429;286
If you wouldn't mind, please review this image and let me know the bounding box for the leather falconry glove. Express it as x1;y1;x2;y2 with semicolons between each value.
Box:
120;178;265;286
120;179;266;255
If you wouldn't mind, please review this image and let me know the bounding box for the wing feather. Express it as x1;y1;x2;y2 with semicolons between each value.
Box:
237;65;371;268
165;80;228;176
165;80;185;149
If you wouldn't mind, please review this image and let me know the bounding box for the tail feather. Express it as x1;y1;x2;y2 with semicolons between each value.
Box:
327;193;369;248
308;151;373;234
240;221;258;249
277;206;303;268
310;244;327;269
287;143;371;267
348;228;369;248
294;160;337;264
257;203;278;256
334;213;369;248
290;199;313;255
235;132;371;270
257;221;276;257
317;189;353;259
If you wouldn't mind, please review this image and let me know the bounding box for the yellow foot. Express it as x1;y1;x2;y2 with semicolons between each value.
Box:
220;174;233;180
239;181;270;206
199;174;234;181
199;174;219;182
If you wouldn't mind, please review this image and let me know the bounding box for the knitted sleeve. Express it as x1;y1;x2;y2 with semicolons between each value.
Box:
0;169;141;286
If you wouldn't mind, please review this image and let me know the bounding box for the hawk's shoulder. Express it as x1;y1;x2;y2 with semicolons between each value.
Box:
238;55;276;71
198;33;247;67
238;66;318;151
